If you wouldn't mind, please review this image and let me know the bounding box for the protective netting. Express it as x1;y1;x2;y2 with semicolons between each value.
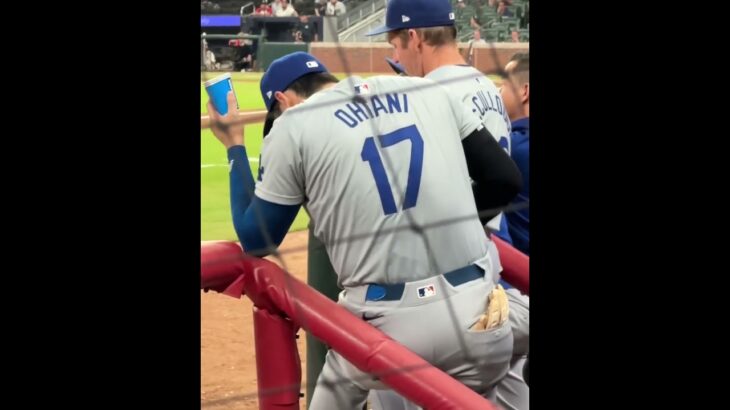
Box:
201;4;528;407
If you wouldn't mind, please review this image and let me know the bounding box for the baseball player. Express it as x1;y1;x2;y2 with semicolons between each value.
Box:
366;1;530;409
369;0;513;235
206;51;522;409
500;52;529;256
492;52;531;408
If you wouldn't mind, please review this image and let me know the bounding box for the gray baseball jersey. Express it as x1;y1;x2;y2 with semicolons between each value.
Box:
426;65;512;232
255;75;492;288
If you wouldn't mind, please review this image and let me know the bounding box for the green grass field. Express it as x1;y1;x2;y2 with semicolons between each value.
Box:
200;71;504;240
201;72;280;240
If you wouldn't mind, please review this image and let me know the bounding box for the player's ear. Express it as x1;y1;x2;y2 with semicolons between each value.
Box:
274;91;291;110
521;83;529;104
408;29;421;50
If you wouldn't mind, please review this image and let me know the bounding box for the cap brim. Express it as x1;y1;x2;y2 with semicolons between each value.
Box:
365;24;395;36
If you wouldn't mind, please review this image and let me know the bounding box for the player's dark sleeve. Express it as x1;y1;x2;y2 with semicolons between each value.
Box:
228;146;300;256
462;127;523;224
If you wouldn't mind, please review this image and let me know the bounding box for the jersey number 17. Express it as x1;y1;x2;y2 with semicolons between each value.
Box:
361;124;424;216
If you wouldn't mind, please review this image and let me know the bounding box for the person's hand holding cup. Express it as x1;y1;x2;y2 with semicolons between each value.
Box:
204;73;244;148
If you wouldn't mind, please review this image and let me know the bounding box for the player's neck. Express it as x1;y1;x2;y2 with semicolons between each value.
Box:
519;106;529;119
514;103;530;121
511;106;529;121
422;46;466;76
319;82;337;91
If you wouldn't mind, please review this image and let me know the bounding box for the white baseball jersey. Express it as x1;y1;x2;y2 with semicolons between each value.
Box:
256;75;493;288
426;65;512;232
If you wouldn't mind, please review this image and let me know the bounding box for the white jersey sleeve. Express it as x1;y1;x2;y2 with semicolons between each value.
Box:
254;119;305;206
427;65;512;153
447;89;485;140
426;65;514;232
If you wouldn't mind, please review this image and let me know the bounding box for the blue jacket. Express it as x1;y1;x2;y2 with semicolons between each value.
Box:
506;117;529;255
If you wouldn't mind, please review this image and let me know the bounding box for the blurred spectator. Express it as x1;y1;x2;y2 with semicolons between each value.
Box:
314;0;325;16
293;14;318;42
325;0;346;16
201;0;220;12
255;0;273;15
456;0;466;9
497;1;514;17
229;32;255;72
234;52;253;72
202;34;220;71
470;13;483;41
204;49;219;71
469;15;484;42
314;0;327;16
499;52;530;254
275;0;298;17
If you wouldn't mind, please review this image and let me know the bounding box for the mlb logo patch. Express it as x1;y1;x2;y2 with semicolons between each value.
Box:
417;284;436;299
354;83;370;94
306;60;319;68
266;90;273;99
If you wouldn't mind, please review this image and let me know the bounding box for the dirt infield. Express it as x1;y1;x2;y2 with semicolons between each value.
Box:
201;230;310;410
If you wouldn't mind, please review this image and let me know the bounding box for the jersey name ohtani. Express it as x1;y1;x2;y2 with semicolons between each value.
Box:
334;93;409;129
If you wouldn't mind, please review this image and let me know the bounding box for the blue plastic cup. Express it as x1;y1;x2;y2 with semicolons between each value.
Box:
204;73;238;115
